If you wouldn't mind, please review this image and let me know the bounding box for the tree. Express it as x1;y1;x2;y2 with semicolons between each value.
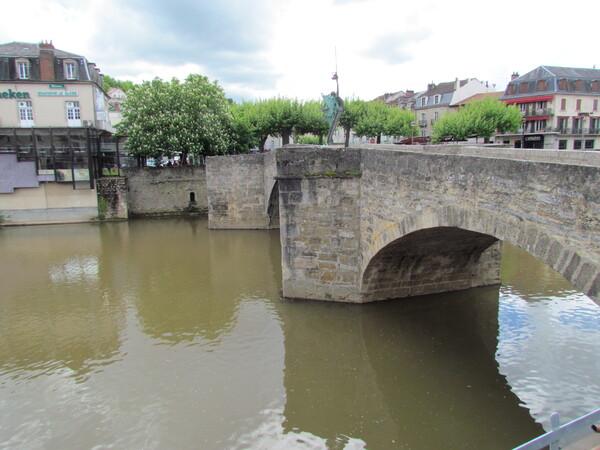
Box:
116;75;234;163
295;100;329;144
103;75;136;93
385;107;418;140
339;99;367;146
432;97;522;143
354;100;389;143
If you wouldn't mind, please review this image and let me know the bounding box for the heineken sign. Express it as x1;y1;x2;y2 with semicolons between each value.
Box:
0;89;30;99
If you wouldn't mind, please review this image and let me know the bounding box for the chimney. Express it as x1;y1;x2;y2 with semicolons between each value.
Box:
39;40;56;80
454;77;459;90
511;72;520;81
427;82;436;91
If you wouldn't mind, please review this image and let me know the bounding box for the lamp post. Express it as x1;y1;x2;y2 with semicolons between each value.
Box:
411;122;415;144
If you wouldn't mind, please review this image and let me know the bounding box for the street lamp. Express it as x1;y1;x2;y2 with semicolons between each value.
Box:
411;122;415;144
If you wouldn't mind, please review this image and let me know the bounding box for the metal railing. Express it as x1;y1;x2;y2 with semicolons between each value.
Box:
513;408;600;450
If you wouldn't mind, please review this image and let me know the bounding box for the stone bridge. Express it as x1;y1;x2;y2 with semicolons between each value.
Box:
206;145;600;305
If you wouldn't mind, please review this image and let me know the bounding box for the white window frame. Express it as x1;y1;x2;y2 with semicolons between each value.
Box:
420;97;427;107
18;101;34;127
64;61;77;80
16;60;29;79
66;101;82;126
434;95;441;104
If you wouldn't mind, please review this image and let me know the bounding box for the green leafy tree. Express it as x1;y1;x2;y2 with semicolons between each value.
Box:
295;100;329;144
116;75;233;163
339;99;367;147
385;107;418;140
229;102;260;153
354;100;389;143
432;97;522;143
103;75;136;93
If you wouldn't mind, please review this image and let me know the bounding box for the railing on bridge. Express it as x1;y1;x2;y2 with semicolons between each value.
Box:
513;408;600;450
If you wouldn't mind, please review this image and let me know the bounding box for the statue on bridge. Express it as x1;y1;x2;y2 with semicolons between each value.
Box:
322;71;344;145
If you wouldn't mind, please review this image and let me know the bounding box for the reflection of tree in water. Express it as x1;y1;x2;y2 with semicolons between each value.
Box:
279;287;543;449
125;219;281;346
0;224;125;381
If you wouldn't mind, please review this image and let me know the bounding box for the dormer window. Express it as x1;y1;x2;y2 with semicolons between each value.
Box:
434;94;441;104
64;61;77;80
420;97;427;107
16;59;30;79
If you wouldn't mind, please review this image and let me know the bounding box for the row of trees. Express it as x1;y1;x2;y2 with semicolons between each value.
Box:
113;74;522;162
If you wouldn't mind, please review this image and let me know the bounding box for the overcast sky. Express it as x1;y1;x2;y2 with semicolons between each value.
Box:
2;0;599;102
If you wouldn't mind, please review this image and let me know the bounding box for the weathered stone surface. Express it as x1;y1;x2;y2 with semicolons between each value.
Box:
96;177;128;220
121;166;207;216
206;145;600;304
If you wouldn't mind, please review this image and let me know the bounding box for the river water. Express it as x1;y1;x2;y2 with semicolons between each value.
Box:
1;218;599;449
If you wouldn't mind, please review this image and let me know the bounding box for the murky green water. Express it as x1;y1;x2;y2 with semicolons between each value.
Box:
1;218;599;449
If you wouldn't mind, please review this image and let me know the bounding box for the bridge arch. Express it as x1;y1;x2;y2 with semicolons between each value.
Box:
360;206;600;303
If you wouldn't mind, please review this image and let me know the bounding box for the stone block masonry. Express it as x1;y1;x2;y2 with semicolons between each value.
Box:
206;145;600;304
206;153;277;229
122;166;208;217
96;177;128;220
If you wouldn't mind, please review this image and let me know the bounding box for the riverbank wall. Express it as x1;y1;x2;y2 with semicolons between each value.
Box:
121;166;208;217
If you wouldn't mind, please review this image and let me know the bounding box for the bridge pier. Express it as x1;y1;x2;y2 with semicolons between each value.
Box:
277;147;364;302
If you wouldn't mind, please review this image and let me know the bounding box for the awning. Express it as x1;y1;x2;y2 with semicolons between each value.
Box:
503;95;554;104
524;116;551;121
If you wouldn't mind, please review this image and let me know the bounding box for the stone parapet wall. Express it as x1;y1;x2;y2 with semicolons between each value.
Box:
359;148;600;302
121;166;207;217
206;153;272;229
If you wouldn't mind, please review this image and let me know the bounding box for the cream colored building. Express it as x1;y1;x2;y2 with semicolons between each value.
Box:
0;41;116;224
498;66;600;149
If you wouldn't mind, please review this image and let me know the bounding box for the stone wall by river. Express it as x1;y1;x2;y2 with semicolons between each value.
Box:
121;165;208;217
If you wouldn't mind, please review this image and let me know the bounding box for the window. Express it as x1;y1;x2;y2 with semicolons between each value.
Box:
576;99;582;111
558;79;567;90
560;98;567;110
592;81;599;92
520;83;529;93
575;80;582;91
585;139;595;149
594;99;598;111
64;61;77;80
434;95;441;104
557;117;568;133
420;97;427;107
574;140;582;150
535;120;547;131
573;118;582;132
16;60;29;79
66;101;81;126
18;101;34;126
558;140;567;149
537;80;547;91
434;111;439;120
507;84;516;95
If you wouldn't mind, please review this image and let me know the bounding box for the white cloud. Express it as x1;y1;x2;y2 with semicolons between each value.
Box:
2;0;599;102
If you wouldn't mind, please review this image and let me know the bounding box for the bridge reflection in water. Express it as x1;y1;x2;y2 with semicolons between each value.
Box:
0;219;598;449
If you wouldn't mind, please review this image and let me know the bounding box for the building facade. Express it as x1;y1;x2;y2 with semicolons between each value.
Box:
0;41;119;224
498;66;600;149
412;78;496;138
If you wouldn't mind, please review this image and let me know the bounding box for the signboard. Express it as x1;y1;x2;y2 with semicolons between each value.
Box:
38;91;78;97
49;84;65;88
525;135;543;142
0;89;30;99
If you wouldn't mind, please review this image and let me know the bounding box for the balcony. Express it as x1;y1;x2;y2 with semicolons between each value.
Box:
418;120;427;127
524;108;553;117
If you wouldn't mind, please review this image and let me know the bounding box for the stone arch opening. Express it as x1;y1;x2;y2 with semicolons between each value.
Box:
361;206;599;304
361;227;501;302
267;180;280;229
